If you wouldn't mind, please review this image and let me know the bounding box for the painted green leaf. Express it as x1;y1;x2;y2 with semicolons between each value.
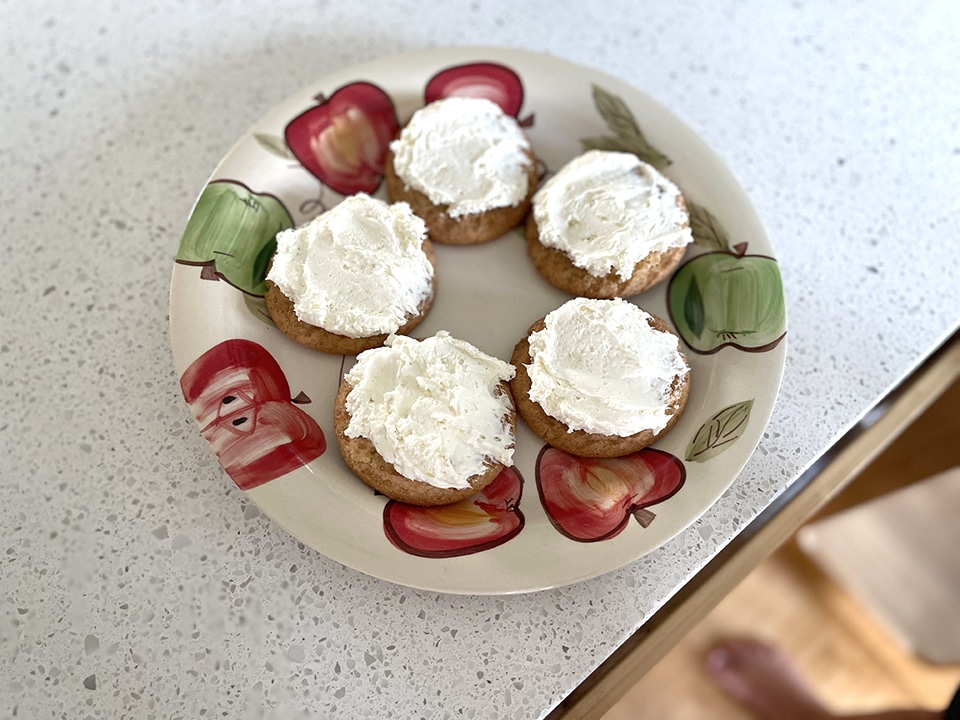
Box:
591;84;645;138
685;399;754;463
255;133;296;160
583;84;671;169
176;180;293;296
687;201;731;252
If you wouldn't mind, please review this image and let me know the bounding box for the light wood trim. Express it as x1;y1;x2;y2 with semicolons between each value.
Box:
549;331;960;720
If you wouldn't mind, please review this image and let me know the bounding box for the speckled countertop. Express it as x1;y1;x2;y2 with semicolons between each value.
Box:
3;2;959;718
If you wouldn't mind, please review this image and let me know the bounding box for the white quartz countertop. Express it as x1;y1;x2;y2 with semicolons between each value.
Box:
3;2;959;718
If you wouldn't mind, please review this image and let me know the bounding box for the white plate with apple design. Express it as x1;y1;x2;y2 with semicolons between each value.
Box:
169;46;786;595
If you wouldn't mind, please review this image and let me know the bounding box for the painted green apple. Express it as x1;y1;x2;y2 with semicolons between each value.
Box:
176;179;293;296
667;243;786;354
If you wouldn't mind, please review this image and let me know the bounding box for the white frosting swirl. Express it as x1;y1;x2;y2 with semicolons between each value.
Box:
526;298;689;437
532;150;692;280
266;194;433;338
389;97;533;218
344;332;516;489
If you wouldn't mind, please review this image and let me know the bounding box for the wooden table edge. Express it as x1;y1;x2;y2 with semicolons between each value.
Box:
548;328;960;720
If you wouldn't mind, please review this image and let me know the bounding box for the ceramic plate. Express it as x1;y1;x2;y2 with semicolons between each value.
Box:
169;47;786;594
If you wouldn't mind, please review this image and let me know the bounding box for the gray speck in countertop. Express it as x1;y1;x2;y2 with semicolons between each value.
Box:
84;634;99;655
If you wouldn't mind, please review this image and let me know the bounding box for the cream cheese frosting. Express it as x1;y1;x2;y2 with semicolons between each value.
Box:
344;331;516;489
266;193;433;338
389;97;533;218
532;150;693;280
526;297;689;437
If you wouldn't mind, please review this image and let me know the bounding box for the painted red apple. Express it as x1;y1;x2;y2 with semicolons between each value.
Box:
180;339;326;490
285;81;399;195
425;62;529;123
536;446;685;542
383;467;525;558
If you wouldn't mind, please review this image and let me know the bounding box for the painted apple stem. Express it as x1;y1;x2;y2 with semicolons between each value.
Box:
632;507;656;528
199;263;220;282
299;184;328;217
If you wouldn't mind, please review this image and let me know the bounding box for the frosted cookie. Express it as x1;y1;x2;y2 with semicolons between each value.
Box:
334;331;518;506
510;297;690;457
526;149;692;298
265;193;436;355
384;97;538;245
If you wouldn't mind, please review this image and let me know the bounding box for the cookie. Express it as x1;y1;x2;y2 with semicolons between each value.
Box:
509;298;690;457
334;332;518;506
264;193;437;355
527;149;692;298
385;97;538;245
